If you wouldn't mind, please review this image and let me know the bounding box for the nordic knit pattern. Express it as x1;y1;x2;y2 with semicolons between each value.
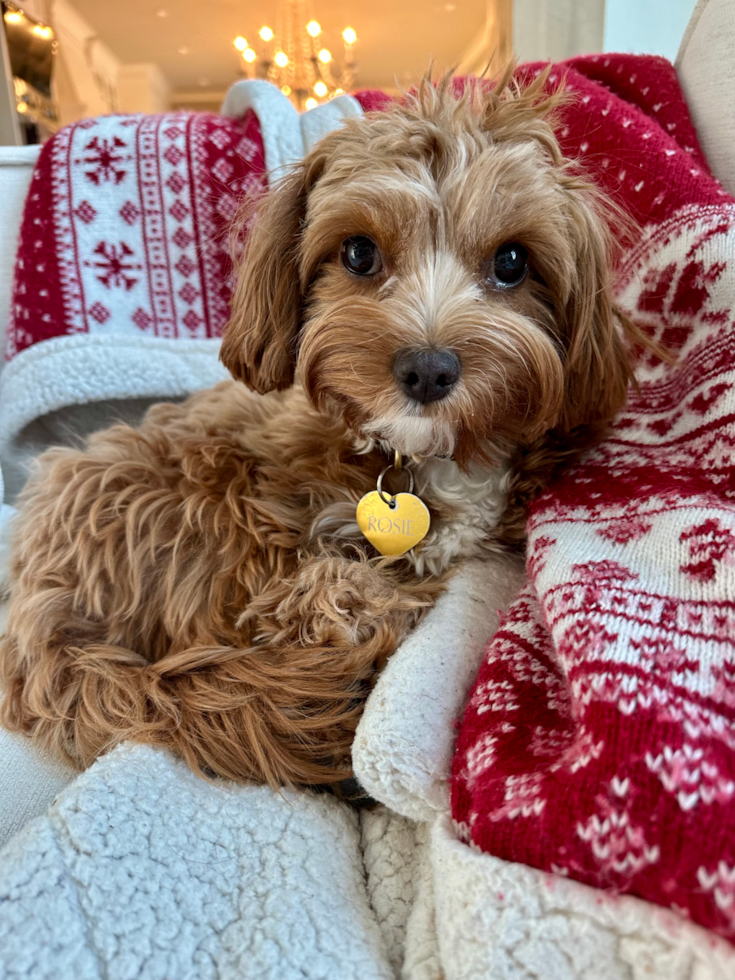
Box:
452;54;735;942
0;109;267;448
6;110;264;358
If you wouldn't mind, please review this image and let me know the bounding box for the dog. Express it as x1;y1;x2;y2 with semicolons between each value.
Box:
0;69;637;790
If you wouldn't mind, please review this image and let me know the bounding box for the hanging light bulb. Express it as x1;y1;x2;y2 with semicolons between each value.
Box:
3;9;23;24
236;6;357;110
33;24;53;38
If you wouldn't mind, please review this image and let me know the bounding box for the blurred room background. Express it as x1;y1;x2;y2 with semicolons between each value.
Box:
0;0;697;145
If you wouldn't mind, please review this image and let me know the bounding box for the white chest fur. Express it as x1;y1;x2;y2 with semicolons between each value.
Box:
410;457;511;576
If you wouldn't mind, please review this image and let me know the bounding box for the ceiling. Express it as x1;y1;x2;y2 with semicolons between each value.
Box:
71;0;487;97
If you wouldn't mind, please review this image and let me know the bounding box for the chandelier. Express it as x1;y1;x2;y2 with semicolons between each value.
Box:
233;0;357;111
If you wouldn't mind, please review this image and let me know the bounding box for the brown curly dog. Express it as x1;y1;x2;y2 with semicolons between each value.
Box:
0;69;637;789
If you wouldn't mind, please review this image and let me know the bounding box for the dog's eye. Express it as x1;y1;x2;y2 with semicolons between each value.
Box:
483;242;528;289
341;236;383;276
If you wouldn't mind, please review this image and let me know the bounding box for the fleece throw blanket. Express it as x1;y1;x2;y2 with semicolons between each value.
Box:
0;743;395;980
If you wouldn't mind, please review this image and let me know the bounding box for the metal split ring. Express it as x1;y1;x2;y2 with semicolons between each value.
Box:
377;453;414;507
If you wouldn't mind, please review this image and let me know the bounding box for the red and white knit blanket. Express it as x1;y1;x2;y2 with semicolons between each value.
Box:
8;111;264;357
452;55;735;943
0;108;267;444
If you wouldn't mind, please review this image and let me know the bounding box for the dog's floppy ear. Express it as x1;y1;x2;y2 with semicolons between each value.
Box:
221;153;324;393
557;184;634;432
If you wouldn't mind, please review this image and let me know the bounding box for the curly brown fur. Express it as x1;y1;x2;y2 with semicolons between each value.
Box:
0;386;441;785
0;68;638;788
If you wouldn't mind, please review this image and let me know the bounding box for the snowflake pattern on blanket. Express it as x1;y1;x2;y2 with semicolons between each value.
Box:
452;54;735;942
6;109;265;358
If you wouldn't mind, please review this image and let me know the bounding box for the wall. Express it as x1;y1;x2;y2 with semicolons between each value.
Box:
512;0;698;64
170;91;226;114
48;0;121;123
117;64;171;115
458;0;513;77
513;0;605;62
11;0;47;22
12;0;121;124
12;0;172;124
603;0;698;62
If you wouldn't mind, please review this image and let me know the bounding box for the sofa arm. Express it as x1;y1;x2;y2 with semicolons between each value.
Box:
0;146;41;371
677;0;735;196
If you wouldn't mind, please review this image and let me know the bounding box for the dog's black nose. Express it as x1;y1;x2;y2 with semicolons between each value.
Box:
394;349;461;404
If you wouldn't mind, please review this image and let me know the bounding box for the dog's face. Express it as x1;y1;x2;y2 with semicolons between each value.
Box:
222;72;633;469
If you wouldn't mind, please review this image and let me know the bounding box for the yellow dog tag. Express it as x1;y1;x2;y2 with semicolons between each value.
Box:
356;490;431;557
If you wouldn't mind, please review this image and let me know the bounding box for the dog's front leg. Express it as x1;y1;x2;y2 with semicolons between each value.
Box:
217;551;444;787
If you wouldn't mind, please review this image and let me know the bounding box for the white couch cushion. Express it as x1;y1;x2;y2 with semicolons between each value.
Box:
0;146;41;373
677;0;735;196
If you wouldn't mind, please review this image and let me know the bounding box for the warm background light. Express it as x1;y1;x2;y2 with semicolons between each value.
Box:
4;10;23;23
234;7;358;111
33;24;53;38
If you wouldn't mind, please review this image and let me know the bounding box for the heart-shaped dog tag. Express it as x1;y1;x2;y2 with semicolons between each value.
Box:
356;491;431;557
